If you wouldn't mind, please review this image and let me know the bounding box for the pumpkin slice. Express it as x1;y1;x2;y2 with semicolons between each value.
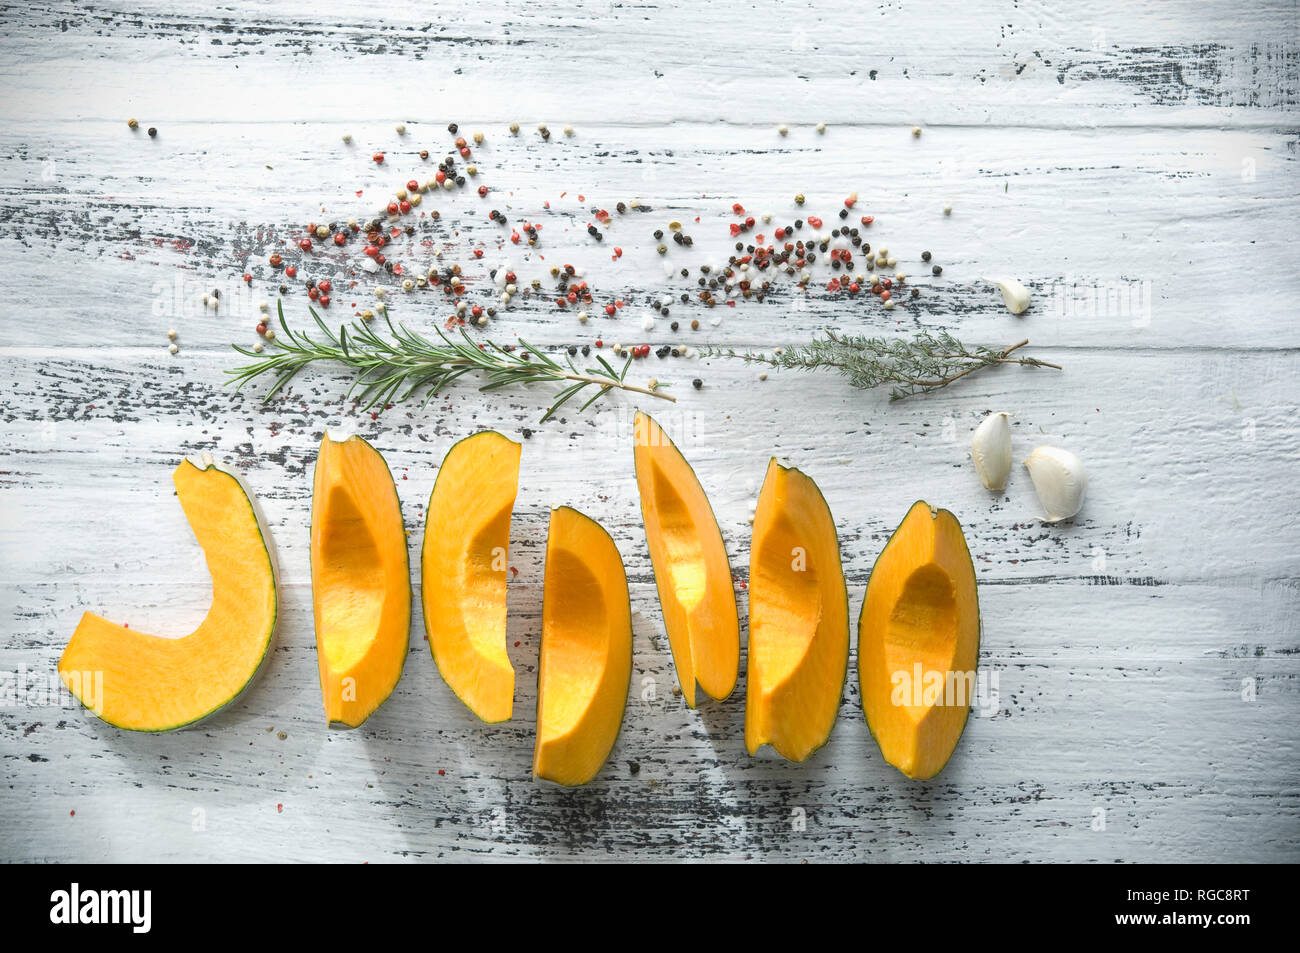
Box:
311;433;411;728
422;431;521;722
859;501;980;779
533;506;633;786
632;411;739;707
745;459;849;762
58;456;278;732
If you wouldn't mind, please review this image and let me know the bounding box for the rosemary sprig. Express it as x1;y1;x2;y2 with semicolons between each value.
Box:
700;330;1061;400
228;302;675;422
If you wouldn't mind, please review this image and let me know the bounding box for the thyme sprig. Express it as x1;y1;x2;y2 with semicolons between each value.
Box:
228;302;674;421
700;330;1061;400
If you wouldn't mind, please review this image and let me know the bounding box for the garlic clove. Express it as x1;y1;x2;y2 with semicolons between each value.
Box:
971;412;1013;491
1023;446;1087;522
984;276;1031;315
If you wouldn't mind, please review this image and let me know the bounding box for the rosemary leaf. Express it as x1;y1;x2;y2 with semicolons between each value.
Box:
227;303;674;420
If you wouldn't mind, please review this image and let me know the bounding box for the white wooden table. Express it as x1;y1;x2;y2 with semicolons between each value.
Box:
2;0;1297;862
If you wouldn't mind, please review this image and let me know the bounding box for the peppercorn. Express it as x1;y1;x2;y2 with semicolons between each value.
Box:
690;319;699;330
670;321;679;331
921;251;932;261
127;118;138;130
509;122;520;134
795;193;805;205
692;378;703;390
932;265;943;275
911;288;920;298
419;150;429;160
653;229;663;239
147;126;157;137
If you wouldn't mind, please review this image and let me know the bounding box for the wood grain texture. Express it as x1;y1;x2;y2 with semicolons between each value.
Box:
1;0;1298;862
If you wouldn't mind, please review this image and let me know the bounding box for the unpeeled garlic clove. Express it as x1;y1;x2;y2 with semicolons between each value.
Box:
1023;446;1087;522
984;276;1031;315
971;412;1012;491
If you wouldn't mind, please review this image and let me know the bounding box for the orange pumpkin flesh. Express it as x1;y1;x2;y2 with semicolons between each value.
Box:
745;459;849;762
533;506;633;786
58;458;278;732
632;411;739;707
311;434;411;728
859;501;980;780
422;431;521;723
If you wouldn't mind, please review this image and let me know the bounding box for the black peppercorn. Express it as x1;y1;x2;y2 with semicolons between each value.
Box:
932;264;942;275
692;378;703;390
147;127;157;137
921;251;932;261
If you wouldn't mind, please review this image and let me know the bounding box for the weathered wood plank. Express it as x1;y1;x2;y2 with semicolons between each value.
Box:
2;122;1296;349
2;0;1296;124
